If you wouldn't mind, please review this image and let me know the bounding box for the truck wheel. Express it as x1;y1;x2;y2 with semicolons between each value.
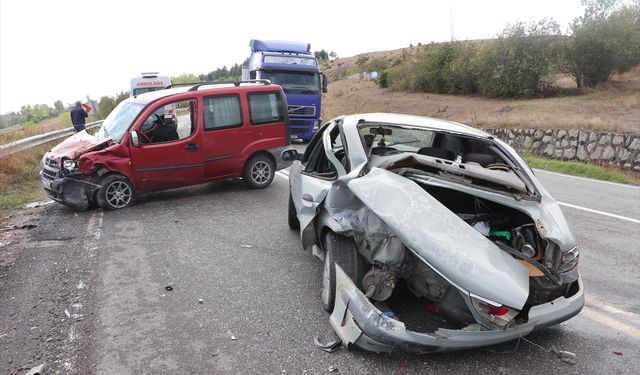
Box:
321;231;367;312
288;191;300;230
243;154;274;189
97;174;135;210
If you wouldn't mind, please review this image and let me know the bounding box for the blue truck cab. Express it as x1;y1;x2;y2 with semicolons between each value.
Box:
244;40;328;142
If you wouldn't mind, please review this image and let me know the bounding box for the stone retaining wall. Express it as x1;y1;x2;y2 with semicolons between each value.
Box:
482;128;640;171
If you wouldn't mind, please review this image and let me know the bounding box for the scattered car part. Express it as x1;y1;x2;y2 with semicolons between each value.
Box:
313;334;342;353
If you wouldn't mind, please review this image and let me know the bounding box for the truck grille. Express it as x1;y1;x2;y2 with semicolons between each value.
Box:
290;127;307;135
288;105;315;116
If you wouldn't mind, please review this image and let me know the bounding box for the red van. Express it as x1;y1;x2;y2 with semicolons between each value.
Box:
40;80;295;210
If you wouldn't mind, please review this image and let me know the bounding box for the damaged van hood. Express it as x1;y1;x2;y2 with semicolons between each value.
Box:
348;167;530;309
48;131;112;160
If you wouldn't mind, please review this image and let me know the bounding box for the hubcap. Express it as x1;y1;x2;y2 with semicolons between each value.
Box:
251;161;271;185
105;181;132;208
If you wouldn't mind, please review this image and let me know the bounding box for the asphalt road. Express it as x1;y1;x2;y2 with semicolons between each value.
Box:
1;155;639;374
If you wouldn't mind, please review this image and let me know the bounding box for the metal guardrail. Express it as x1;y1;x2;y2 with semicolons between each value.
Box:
0;121;103;158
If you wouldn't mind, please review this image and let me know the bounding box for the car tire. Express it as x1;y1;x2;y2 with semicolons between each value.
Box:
321;231;367;312
96;174;135;210
288;191;300;230
243;154;275;189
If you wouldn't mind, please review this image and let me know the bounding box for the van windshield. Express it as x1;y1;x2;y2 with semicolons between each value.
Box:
97;101;145;143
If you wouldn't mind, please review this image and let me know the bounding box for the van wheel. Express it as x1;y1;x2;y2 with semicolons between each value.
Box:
321;231;367;312
243;154;275;189
288;191;300;230
97;174;135;210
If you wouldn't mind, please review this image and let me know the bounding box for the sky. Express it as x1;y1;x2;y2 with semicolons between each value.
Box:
0;0;586;114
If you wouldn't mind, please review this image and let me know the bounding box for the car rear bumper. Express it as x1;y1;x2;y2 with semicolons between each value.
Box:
329;265;584;353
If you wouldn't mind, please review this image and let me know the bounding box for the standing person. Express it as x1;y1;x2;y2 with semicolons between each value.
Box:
70;101;88;132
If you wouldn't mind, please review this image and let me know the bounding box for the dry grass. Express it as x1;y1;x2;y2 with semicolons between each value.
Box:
0;144;50;216
322;50;640;134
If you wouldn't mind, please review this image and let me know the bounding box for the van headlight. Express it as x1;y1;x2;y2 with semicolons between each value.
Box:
62;158;78;173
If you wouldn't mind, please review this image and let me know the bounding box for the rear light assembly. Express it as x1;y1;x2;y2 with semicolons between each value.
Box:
558;246;579;273
471;296;519;328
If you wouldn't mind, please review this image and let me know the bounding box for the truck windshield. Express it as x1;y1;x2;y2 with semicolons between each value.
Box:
261;70;320;94
97;101;145;143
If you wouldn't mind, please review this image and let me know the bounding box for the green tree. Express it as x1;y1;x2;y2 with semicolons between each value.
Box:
171;73;200;84
567;0;640;87
475;20;564;97
53;100;65;116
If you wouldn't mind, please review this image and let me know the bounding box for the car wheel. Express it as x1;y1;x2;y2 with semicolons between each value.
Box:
288;191;300;230
321;231;367;312
243;154;275;189
96;174;135;210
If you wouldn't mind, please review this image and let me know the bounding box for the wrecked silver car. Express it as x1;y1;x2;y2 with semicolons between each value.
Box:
286;113;583;353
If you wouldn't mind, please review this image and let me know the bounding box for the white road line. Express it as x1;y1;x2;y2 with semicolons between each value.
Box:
557;201;640;224
534;168;640;190
582;307;640;338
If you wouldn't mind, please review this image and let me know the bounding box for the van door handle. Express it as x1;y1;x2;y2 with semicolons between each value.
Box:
185;143;200;152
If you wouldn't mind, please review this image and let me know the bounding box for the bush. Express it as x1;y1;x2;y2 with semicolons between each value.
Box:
377;71;390;88
567;1;640;87
475;20;564;97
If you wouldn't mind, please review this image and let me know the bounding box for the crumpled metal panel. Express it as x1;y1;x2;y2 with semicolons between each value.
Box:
348;167;530;309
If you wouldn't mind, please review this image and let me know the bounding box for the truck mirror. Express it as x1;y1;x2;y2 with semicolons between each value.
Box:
322;73;329;93
130;130;140;147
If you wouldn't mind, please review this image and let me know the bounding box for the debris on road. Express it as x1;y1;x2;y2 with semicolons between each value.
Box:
25;363;45;375
26;200;55;208
314;334;342;353
231;335;238;340
64;309;71;318
328;365;338;372
198;299;204;304
165;286;173;291
239;244;254;249
613;351;623;356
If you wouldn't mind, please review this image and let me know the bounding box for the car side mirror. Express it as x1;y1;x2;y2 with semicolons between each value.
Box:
130;130;140;147
282;148;299;162
322;73;329;93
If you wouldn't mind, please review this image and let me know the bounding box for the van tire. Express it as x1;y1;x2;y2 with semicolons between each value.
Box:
243;154;275;189
321;231;367;312
96;174;135;210
288;191;300;230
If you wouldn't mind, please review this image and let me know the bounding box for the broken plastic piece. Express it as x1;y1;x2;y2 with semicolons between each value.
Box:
424;304;440;314
613;351;623;356
165;286;173;291
231;335;237;340
328;365;338;373
64;309;71;318
25;363;45;375
314;334;342;353
198;299;204;304
240;244;254;248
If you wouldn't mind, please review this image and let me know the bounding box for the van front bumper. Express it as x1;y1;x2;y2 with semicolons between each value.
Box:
41;174;100;211
329;265;584;353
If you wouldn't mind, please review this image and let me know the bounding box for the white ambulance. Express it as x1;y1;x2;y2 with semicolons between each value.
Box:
130;72;171;97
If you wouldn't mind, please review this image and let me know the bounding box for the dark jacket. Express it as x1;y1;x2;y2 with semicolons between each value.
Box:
70;106;88;126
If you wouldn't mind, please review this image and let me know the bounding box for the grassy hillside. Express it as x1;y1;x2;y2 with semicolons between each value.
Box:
320;48;640;134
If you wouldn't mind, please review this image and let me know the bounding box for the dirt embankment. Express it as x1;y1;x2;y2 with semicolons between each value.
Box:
321;49;640;134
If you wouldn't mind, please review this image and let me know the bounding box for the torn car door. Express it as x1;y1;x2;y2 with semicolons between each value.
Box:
348;167;530;309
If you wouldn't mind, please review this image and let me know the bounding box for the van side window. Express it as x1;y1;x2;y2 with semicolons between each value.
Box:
203;94;243;130
248;92;284;125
